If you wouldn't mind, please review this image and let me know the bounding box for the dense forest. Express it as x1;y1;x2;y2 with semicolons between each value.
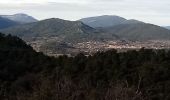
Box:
1;33;170;100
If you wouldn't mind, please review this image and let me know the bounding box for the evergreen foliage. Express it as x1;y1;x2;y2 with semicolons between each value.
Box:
1;33;170;100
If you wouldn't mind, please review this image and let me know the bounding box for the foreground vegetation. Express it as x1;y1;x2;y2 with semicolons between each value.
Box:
1;33;170;100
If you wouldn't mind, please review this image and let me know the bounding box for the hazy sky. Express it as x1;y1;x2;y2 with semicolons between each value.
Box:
0;0;169;26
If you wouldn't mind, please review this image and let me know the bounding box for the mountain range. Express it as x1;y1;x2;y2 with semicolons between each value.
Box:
1;14;170;41
1;14;170;55
0;18;119;43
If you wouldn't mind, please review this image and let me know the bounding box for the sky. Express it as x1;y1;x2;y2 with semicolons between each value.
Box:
0;0;169;26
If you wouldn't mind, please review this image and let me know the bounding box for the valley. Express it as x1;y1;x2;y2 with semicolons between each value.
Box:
1;14;170;56
1;0;170;99
28;37;170;56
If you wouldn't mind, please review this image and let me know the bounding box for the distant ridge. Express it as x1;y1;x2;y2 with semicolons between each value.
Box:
79;15;143;28
0;17;19;29
0;18;119;42
1;16;170;42
1;13;38;24
165;26;170;30
0;18;120;55
1;15;170;55
101;23;170;41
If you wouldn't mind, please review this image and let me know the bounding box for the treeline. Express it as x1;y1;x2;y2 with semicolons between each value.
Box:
1;33;170;100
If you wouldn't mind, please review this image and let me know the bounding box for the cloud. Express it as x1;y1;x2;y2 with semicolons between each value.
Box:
0;0;129;4
0;0;89;4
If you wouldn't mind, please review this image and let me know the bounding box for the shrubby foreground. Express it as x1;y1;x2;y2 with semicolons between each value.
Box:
0;33;170;100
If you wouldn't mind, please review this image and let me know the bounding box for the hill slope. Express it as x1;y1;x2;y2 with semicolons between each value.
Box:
79;15;142;28
0;18;118;42
0;17;19;29
101;23;170;41
1;34;170;100
0;18;120;55
0;33;60;99
1;13;38;24
0;33;51;81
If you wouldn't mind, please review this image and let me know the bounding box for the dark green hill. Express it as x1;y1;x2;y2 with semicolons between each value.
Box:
0;18;119;42
0;18;120;45
0;33;58;98
0;18;120;55
0;33;56;82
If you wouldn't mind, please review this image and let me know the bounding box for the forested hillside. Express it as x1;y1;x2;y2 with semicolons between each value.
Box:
100;23;170;41
1;33;170;100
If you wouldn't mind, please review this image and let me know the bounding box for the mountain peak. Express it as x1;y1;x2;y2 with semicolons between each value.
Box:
42;18;70;22
41;18;90;28
99;15;126;18
13;13;29;16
